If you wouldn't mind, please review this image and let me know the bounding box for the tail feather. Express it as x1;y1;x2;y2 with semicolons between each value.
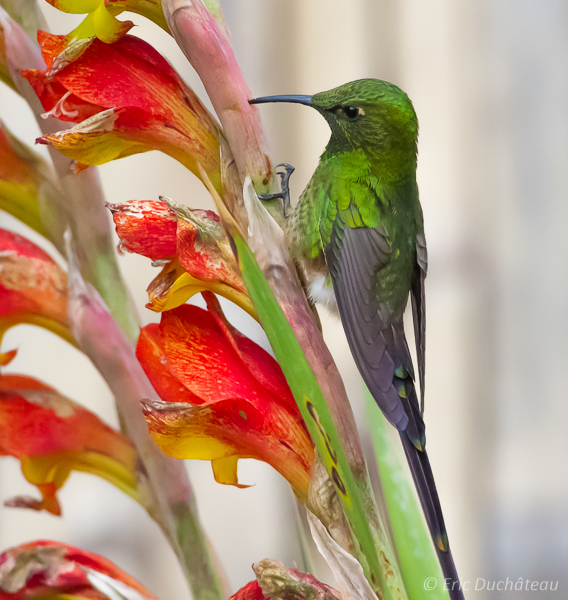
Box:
400;432;464;600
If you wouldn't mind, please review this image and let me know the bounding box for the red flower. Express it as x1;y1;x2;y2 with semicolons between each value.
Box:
138;296;314;501
108;199;254;317
229;561;339;600
0;374;139;516
0;228;73;363
23;33;221;190
0;540;156;599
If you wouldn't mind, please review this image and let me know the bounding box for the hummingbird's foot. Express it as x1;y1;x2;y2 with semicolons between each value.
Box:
258;163;295;218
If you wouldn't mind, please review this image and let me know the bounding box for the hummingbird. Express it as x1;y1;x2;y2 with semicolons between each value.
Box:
250;79;463;599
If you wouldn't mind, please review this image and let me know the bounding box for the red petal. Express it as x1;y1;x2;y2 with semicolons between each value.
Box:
136;324;203;404
109;200;178;261
0;540;156;599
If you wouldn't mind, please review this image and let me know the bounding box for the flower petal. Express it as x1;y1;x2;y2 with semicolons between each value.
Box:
25;34;221;189
138;304;314;498
0;540;156;599
0;374;139;515
136;323;203;405
109;199;256;317
0;228;74;349
142;397;311;497
107;199;177;261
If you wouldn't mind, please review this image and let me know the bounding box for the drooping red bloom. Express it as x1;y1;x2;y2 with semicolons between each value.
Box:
23;33;221;190
137;296;314;500
0;540;156;599
108;199;254;317
0;228;73;363
0;374;139;516
229;563;339;600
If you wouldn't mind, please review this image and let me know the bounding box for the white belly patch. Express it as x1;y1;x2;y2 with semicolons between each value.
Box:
308;273;338;314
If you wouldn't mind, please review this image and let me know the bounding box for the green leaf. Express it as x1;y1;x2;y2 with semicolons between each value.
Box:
365;389;449;600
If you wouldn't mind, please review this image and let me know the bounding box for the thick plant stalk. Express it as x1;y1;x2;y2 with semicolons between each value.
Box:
67;245;226;600
0;7;138;340
163;0;368;515
164;1;406;596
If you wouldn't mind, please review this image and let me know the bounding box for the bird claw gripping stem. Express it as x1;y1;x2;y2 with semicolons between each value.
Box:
258;163;295;218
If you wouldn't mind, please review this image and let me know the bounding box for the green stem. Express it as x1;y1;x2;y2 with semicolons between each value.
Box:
365;389;448;600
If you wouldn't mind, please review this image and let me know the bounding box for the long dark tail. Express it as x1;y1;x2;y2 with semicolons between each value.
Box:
400;433;464;600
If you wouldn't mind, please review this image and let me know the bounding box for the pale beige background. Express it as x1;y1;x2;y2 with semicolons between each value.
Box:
1;1;567;599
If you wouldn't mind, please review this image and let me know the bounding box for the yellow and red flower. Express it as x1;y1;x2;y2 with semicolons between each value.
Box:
0;374;139;516
0;228;73;363
138;296;314;501
0;540;156;599
23;33;221;190
109;199;254;317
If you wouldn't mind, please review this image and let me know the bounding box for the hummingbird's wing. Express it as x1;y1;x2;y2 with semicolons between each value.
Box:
411;232;427;412
325;217;451;558
324;216;424;446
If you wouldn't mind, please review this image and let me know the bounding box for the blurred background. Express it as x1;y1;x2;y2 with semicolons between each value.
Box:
1;0;567;598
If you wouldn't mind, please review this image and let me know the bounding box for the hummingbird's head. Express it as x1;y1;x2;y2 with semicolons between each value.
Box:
250;79;418;165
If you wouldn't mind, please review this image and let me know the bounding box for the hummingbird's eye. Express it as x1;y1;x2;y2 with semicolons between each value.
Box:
342;106;362;120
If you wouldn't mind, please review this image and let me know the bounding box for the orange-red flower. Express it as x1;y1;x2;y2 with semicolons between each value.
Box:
109;199;255;317
0;228;73;363
23;33;221;190
0;374;139;516
0;540;156;599
138;298;314;501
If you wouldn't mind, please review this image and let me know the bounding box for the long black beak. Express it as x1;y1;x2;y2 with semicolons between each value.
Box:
249;94;313;106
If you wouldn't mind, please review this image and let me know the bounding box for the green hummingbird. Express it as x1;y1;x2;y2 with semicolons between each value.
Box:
250;79;463;599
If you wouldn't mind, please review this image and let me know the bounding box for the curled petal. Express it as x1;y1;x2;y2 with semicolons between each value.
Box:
0;228;74;350
108;199;177;260
0;374;139;515
142;397;311;497
109;199;256;317
24;34;221;190
0;540;156;599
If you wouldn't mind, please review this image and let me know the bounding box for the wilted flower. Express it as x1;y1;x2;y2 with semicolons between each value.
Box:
138;297;314;501
0;540;156;599
23;33;221;190
0;374;140;516
0;228;73;363
229;560;339;600
108;199;255;317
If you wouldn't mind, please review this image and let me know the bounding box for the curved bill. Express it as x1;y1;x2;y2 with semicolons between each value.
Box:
249;95;313;106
